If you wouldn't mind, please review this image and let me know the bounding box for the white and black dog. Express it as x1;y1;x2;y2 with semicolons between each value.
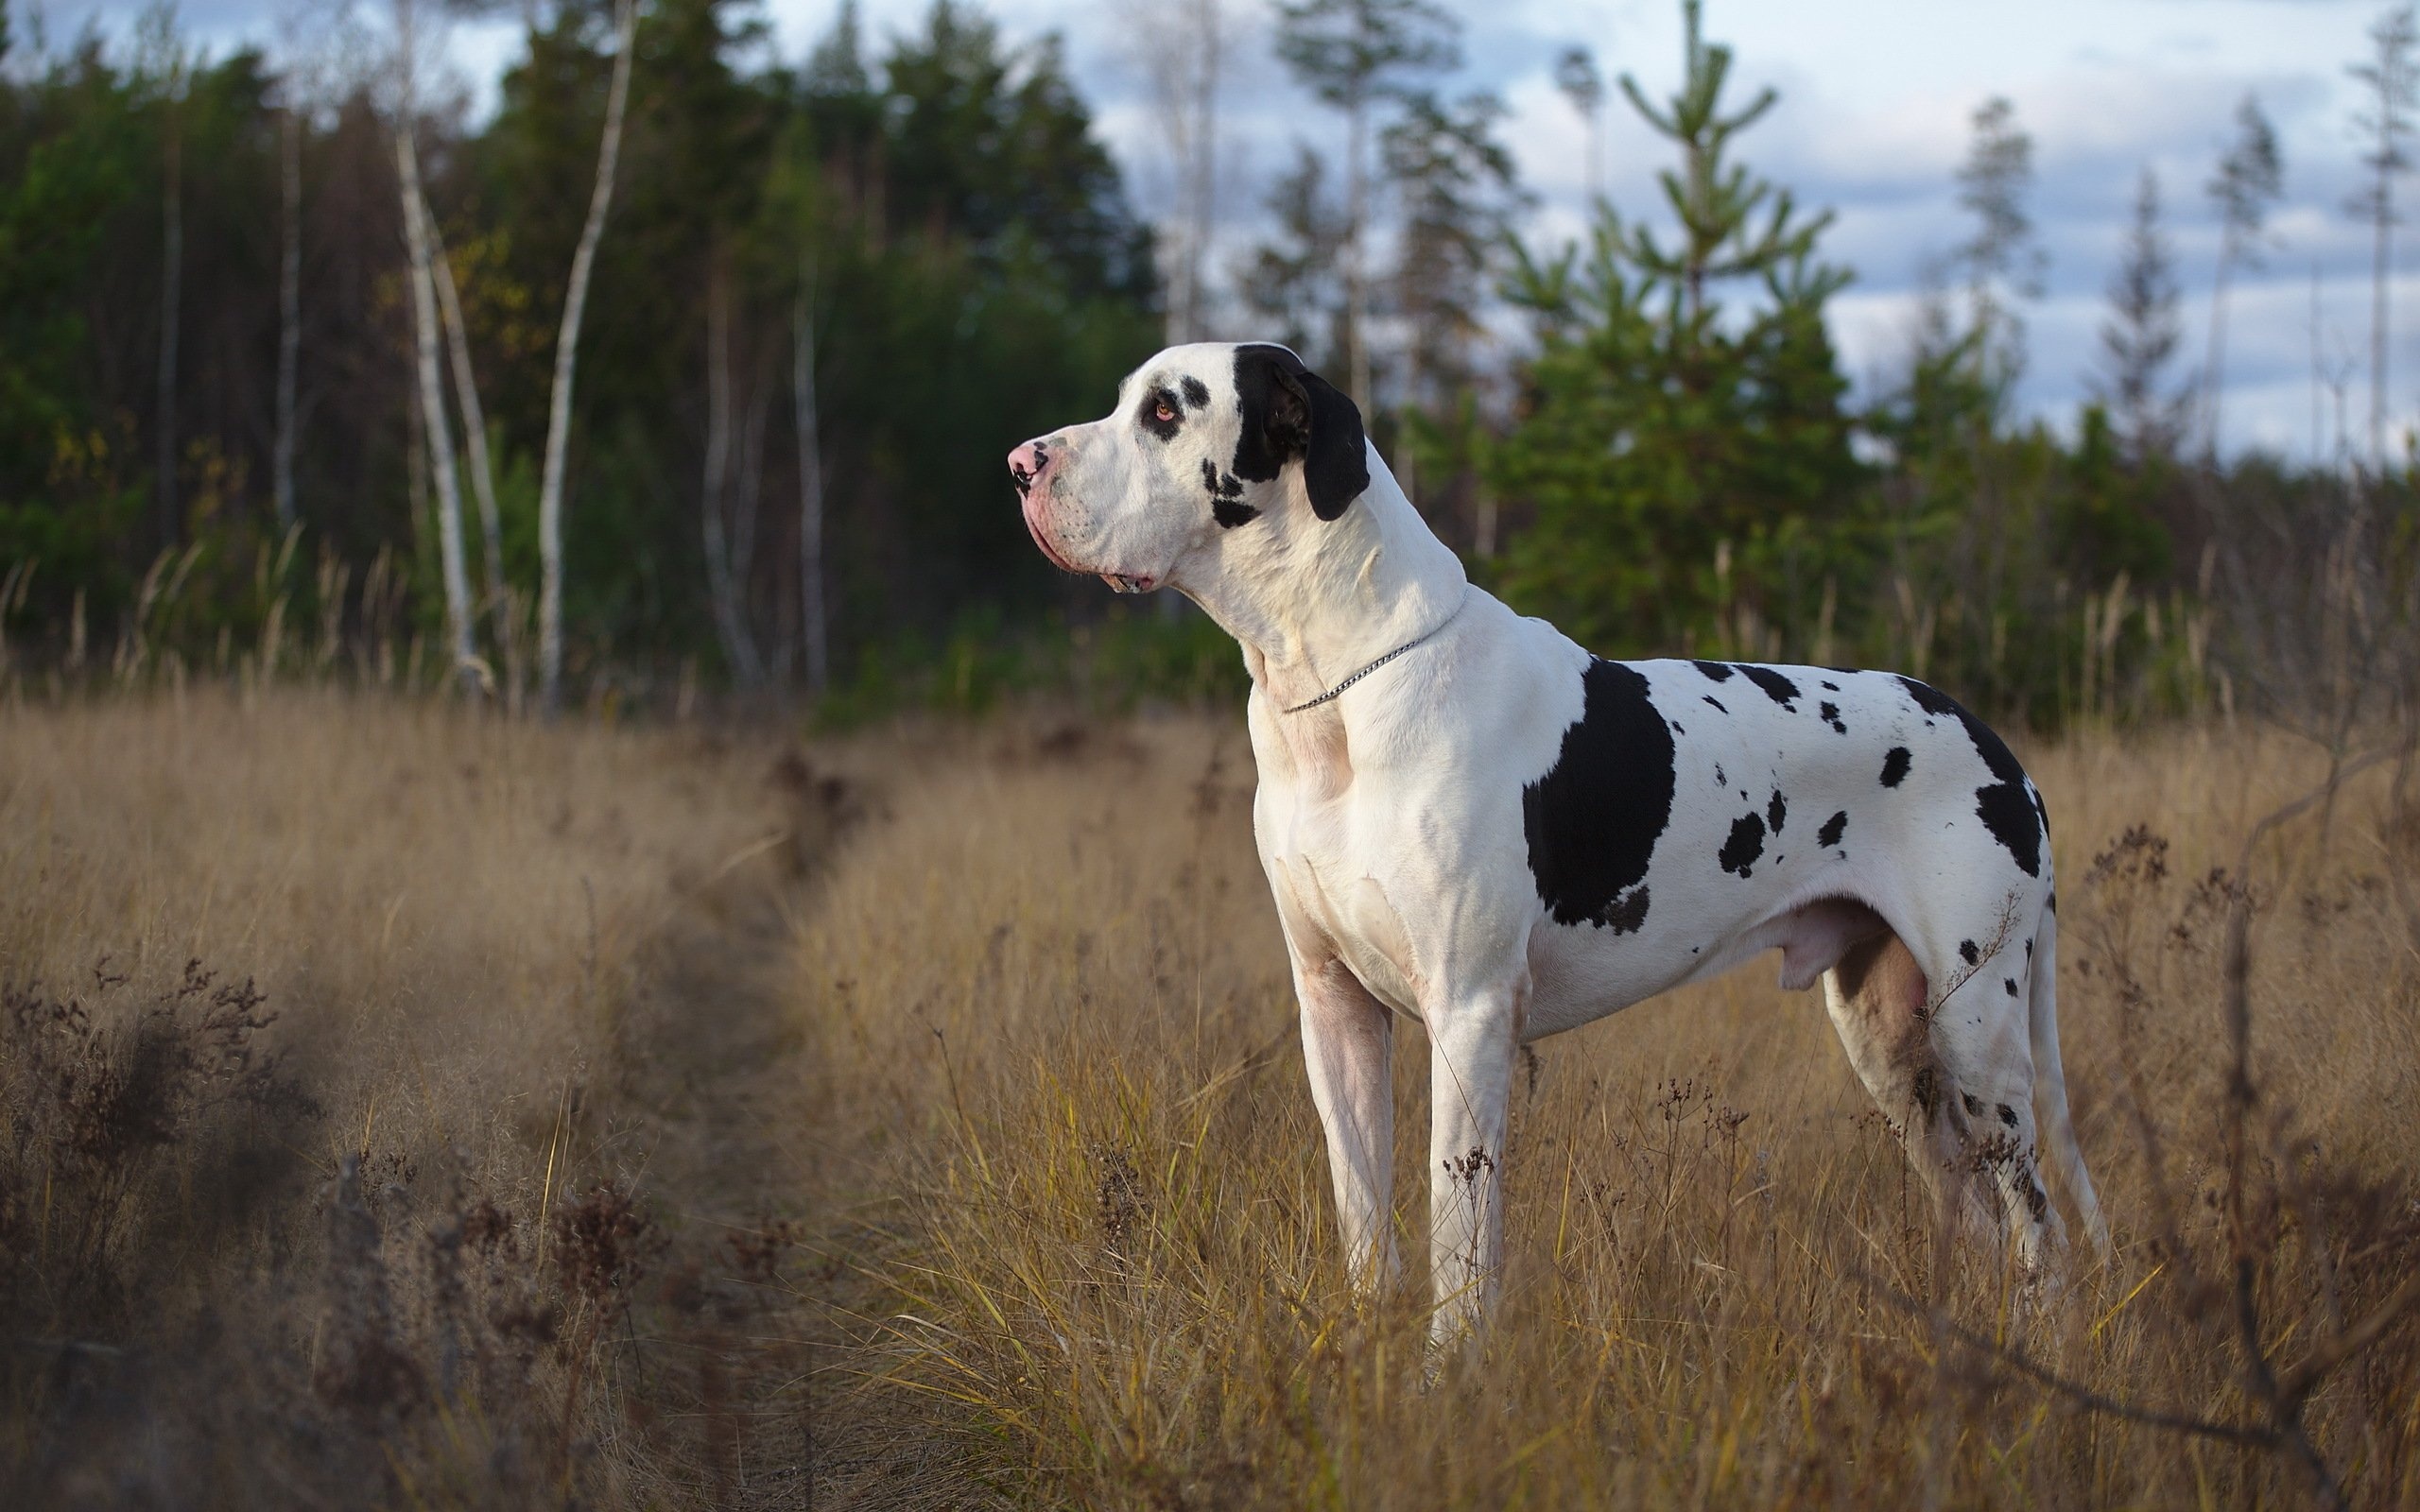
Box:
1009;342;2106;1346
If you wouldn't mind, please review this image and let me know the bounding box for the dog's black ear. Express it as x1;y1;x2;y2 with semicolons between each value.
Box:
1231;344;1369;521
1292;367;1369;520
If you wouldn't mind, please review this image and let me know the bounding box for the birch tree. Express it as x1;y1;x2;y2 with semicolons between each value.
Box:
537;0;638;714
275;100;302;530
1554;44;1604;206
392;0;478;693
138;7;186;548
1133;0;1225;343
793;243;828;693
1273;0;1460;418
427;220;511;684
699;251;764;685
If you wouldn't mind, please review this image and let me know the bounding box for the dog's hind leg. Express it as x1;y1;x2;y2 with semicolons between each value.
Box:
1923;916;2066;1281
1822;933;1994;1244
2028;901;2108;1256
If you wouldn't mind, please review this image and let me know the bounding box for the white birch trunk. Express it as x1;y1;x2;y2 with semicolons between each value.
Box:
700;255;764;686
1344;89;1370;418
275;105;302;531
426;203;513;688
538;0;638;713
157;93;182;546
792;248;828;693
397;122;479;695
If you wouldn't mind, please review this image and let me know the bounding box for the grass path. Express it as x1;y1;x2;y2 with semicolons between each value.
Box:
602;838;1005;1510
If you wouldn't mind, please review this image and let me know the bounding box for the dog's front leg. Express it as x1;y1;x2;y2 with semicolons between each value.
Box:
1426;984;1520;1353
1295;954;1397;1294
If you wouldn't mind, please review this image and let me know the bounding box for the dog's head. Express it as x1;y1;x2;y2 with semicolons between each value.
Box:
1007;343;1369;593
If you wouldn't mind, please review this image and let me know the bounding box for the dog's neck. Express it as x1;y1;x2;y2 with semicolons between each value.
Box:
1174;447;1468;713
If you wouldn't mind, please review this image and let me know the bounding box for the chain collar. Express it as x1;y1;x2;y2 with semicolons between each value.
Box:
1279;590;1470;715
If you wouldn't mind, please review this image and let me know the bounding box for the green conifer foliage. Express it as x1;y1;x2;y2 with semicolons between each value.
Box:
1486;0;1861;659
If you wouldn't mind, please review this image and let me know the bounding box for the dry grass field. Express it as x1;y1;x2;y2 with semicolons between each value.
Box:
3;689;2416;1508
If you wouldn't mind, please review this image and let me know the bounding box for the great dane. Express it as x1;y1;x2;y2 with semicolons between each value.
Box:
1008;342;2106;1347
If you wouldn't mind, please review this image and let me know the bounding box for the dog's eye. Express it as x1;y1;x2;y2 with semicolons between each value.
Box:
1154;400;1177;423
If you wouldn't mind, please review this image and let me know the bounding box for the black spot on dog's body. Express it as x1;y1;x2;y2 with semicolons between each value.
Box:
1896;675;2046;877
1819;700;1846;733
1139;387;1184;439
1962;1092;1985;1118
1180;375;1211;408
2048;891;2057;914
1821;679;1841;692
1703;696;1727;713
1817;811;1847;849
1997;1103;2020;1127
1694;661;1736;682
1739;665;1800;708
1912;1066;1941;1119
1601;886;1651;935
1960;939;1979;965
1767;790;1787;833
2003;977;2019;996
1713;764;1726;787
1525;660;1677;930
1880;747;1912;787
1718;813;1767;878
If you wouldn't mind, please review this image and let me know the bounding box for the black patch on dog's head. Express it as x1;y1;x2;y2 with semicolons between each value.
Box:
1718;812;1766;878
1817;810;1846;849
1895;676;2045;877
1739;665;1800;708
1202;457;1258;528
1181;375;1211;409
1880;747;1911;787
1524;660;1676;930
1231;344;1368;520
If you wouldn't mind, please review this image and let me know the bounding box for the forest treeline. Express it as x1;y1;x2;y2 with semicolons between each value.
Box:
0;0;2414;738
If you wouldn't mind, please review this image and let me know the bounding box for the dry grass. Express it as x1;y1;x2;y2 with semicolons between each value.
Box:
4;690;2415;1507
0;686;818;1507
793;716;2420;1509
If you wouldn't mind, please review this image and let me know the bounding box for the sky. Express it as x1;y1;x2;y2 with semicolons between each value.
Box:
22;0;2407;459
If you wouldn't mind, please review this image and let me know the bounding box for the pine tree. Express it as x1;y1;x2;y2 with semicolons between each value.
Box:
2347;3;2417;466
1488;0;1858;656
2203;94;2283;457
1953;95;2044;395
2095;168;2187;463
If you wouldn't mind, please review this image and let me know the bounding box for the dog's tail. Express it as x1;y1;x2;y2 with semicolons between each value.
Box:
2029;896;2109;1258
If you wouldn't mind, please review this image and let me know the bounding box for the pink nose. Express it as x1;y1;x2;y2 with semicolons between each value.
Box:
1007;438;1052;497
